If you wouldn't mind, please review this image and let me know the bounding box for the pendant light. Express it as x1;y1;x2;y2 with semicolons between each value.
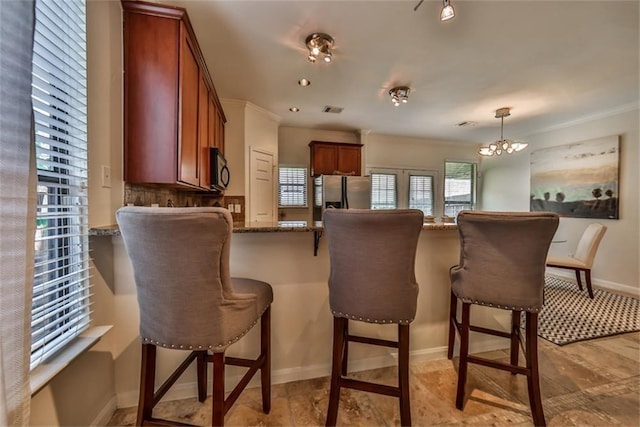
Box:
478;108;528;156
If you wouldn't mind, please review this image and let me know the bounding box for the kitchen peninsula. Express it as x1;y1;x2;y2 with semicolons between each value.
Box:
94;220;508;408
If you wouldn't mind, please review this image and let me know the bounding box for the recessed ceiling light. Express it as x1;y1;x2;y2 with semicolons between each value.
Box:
289;107;299;112
298;78;311;87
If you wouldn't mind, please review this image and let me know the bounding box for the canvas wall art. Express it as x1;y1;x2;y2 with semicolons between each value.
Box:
530;135;619;219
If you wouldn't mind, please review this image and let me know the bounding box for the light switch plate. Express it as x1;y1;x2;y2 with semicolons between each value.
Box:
101;165;111;188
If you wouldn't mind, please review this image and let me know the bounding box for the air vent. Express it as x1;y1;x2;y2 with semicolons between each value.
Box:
322;105;344;114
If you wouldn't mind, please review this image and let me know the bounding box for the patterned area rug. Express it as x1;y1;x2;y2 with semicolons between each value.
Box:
526;275;640;346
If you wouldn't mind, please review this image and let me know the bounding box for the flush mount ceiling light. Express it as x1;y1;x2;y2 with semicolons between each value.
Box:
478;108;528;156
389;86;410;106
440;0;455;21
306;33;334;63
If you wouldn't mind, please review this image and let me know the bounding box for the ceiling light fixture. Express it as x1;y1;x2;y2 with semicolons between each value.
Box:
478;108;528;156
306;33;334;63
389;86;410;106
440;0;455;21
289;107;299;112
298;78;311;86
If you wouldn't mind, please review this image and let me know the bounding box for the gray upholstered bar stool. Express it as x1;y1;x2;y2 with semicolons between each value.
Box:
116;207;272;426
447;211;558;427
323;208;424;427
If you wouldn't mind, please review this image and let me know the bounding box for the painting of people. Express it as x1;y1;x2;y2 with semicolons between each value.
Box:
530;136;619;219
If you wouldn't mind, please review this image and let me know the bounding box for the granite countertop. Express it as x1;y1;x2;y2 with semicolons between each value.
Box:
89;220;457;236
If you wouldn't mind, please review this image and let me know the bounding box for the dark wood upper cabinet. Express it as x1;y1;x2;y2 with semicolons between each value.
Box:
309;141;363;176
122;0;226;191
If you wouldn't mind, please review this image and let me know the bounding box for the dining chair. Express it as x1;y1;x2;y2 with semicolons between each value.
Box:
323;208;424;426
447;211;559;427
116;206;272;426
546;222;607;298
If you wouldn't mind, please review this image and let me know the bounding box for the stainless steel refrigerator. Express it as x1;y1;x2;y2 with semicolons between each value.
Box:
313;175;372;221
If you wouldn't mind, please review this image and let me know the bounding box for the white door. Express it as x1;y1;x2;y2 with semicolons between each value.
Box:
249;147;276;222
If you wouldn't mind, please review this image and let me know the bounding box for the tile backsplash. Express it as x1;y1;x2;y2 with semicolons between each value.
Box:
124;183;245;222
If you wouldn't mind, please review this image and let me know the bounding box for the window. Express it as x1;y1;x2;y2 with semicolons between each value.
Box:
371;169;436;214
371;173;397;209
278;167;308;207
444;161;477;217
30;0;90;370
409;174;434;216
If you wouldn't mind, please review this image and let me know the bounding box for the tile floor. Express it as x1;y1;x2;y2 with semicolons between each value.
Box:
107;332;639;426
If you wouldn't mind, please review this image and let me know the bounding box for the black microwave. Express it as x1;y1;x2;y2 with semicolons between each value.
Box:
210;148;230;191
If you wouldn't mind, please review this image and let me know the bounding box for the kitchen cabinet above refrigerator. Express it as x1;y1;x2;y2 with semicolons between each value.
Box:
309;141;362;176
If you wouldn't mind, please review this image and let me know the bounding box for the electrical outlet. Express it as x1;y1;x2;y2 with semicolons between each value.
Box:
234;204;241;213
227;204;233;211
101;165;111;188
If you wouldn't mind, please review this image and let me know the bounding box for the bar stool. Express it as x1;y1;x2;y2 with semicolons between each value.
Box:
447;211;558;427
116;207;272;426
323;209;424;427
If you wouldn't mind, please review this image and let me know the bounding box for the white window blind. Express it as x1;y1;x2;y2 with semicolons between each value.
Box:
409;174;434;216
278;167;308;207
444;161;476;217
30;0;91;370
371;173;397;209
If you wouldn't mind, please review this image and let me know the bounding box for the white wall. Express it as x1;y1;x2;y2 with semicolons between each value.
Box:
481;107;639;293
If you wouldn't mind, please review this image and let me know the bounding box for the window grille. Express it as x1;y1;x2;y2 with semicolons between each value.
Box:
409;174;434;216
278;167;308;207
30;0;91;370
371;173;397;209
444;161;476;217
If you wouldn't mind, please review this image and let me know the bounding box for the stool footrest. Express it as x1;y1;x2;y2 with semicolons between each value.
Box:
467;355;529;375
348;334;398;348
153;351;199;406
340;377;401;397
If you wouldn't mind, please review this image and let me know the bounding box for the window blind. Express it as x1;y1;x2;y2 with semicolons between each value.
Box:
444;161;476;217
371;173;397;209
409;174;434;216
30;0;91;370
278;167;308;207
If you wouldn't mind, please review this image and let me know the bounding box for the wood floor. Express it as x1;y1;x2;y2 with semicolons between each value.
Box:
107;331;639;426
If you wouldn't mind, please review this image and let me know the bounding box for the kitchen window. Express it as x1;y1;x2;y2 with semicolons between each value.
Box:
444;161;477;216
30;0;91;370
371;169;436;214
278;166;308;207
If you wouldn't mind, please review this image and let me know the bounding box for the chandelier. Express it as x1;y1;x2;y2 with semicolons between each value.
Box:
478;108;528;156
389;86;410;106
306;33;334;63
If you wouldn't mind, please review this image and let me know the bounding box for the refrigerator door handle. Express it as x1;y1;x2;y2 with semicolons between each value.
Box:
342;176;349;209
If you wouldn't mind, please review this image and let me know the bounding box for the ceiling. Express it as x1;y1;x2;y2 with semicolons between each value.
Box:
161;0;639;146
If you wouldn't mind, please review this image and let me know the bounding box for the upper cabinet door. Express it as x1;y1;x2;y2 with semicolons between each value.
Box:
198;75;211;189
337;145;361;176
178;31;200;187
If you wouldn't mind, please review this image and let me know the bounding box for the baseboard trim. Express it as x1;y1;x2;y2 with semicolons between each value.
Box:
91;395;117;427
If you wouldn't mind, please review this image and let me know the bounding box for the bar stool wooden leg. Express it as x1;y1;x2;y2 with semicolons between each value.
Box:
212;352;225;427
197;350;207;402
326;317;345;427
525;312;546;426
261;307;271;413
455;303;471;410
137;343;156;426
398;324;411;427
447;291;457;360
341;320;349;376
510;310;521;371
